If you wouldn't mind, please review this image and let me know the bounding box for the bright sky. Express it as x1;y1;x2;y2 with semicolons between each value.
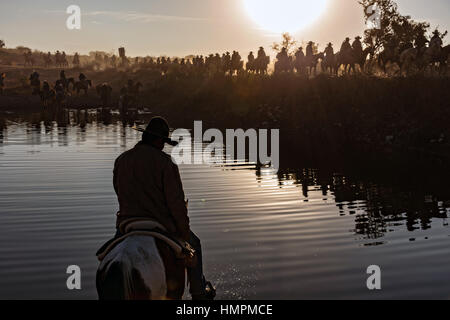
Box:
0;0;448;57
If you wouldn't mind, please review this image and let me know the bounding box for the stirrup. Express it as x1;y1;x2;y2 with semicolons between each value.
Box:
204;281;216;300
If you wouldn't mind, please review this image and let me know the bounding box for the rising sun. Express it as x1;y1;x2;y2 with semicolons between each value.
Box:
243;0;328;34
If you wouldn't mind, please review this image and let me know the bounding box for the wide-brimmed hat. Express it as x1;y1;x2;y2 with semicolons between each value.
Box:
133;117;178;146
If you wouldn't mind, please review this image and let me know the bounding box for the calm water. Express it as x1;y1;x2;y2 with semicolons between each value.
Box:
0;109;449;300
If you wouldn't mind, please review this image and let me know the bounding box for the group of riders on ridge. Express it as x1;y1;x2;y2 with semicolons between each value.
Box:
3;31;448;108
274;30;448;75
24;50;76;68
18;30;449;77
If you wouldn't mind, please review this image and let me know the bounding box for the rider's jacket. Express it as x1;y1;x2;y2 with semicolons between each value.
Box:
114;142;190;241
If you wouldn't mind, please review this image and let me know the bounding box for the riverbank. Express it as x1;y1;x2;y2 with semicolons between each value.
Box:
1;67;449;167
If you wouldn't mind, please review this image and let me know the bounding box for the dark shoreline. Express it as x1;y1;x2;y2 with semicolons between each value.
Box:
1;72;450;171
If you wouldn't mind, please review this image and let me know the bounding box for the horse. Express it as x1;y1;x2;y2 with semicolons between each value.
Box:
322;52;337;75
128;82;143;107
352;47;374;73
231;54;244;75
304;52;323;76
40;81;56;108
96;83;113;106
43;54;52;68
74;79;92;95
274;49;293;74
24;52;34;67
0;73;5;95
440;45;450;73
294;54;306;75
422;43;446;74
29;73;41;95
378;47;401;74
56;77;75;93
96;220;187;300
246;59;256;73
255;55;270;74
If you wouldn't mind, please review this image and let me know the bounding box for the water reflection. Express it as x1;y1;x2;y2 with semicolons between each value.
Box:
1;108;450;299
2;108;449;244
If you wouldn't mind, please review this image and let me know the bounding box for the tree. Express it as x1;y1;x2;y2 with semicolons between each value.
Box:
271;33;297;55
359;0;438;53
0;40;5;48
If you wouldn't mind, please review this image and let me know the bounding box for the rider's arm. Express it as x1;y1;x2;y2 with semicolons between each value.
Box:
163;161;190;241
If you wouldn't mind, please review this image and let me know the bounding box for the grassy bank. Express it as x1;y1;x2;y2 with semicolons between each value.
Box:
1;66;449;165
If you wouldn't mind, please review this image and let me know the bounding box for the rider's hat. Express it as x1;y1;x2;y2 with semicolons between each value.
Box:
134;117;178;147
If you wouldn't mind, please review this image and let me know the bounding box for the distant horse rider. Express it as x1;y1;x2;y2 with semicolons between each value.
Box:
0;72;5;95
111;55;117;68
29;71;41;95
325;42;334;57
415;32;428;49
306;41;314;57
73;52;80;67
223;52;231;72
79;73;87;82
248;51;255;64
59;70;70;91
112;117;216;300
55;51;61;67
257;46;266;60
277;47;288;61
247;51;255;71
430;30;443;48
352;36;363;53
427;30;442;61
294;47;305;74
340;37;352;55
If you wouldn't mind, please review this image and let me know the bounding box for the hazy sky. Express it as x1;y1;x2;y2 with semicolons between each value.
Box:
0;0;448;57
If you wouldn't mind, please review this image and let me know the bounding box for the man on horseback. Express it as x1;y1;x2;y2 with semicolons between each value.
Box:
430;30;443;49
294;47;305;74
45;52;52;68
306;41;314;57
73;52;80;67
29;71;40;95
55;51;61;67
231;51;243;74
257;46;266;60
340;37;352;55
275;47;290;73
256;47;269;74
222;52;231;74
111;117;216;300
247;51;255;72
324;43;334;57
352;36;363;54
415;32;428;50
0;73;5;95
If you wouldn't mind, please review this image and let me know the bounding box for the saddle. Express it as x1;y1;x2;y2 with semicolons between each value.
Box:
96;218;196;266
